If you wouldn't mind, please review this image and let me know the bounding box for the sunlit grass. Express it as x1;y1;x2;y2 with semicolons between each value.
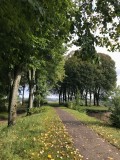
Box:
0;106;83;160
62;107;120;149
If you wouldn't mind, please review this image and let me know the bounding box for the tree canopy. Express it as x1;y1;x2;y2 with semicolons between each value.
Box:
56;52;116;106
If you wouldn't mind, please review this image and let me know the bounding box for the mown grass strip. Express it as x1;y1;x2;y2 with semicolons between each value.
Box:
0;106;83;160
62;107;120;149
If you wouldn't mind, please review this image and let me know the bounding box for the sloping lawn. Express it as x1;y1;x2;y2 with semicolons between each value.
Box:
0;106;83;160
62;107;120;149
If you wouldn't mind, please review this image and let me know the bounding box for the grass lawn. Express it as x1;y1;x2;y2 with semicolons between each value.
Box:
0;106;83;160
62;107;120;150
76;105;108;113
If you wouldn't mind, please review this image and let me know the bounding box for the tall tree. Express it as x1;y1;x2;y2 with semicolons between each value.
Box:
72;0;120;60
0;0;72;126
57;52;117;106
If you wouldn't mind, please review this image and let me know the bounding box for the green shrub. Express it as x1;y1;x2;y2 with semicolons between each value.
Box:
66;101;79;110
110;97;120;128
29;107;46;114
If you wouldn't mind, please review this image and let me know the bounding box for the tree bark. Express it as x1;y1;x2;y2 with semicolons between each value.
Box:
68;90;70;102
89;91;92;106
27;69;36;114
59;92;61;105
85;91;88;106
8;67;21;126
94;92;96;106
22;85;25;105
64;87;67;102
28;83;34;109
96;88;100;106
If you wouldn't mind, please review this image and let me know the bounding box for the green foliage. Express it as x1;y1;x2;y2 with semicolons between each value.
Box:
73;0;120;52
110;87;120;128
29;107;46;114
66;91;82;110
66;100;84;111
58;52;116;106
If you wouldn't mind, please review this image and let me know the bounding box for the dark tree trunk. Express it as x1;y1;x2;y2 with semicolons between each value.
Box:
68;90;70;102
94;92;96;106
22;85;25;105
8;67;21;126
59;89;62;105
96;95;99;106
89;91;92;106
59;93;61;105
27;69;36;114
85;91;88;106
28;83;34;109
64;87;67;102
70;91;73;101
34;84;39;107
96;88;100;106
63;91;65;103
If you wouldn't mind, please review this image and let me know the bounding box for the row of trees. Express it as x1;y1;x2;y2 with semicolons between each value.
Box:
0;0;72;126
0;0;119;126
56;52;116;106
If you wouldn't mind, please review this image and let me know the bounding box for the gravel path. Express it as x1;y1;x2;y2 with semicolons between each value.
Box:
55;107;120;160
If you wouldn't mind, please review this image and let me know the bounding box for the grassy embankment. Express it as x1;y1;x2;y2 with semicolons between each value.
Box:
0;106;83;160
62;106;120;149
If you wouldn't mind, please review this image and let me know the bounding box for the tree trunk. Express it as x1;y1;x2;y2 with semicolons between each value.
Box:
59;88;62;105
89;91;92;106
38;93;41;107
68;90;70;102
96;88;100;106
28;84;34;109
70;91;73;101
22;85;25;105
85;91;88;106
96;95;99;106
8;67;21;126
64;87;67;102
59;93;61;105
63;90;65;103
27;69;36;114
94;92;96;106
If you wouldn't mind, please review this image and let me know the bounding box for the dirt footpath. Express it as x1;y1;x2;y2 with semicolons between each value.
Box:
55;107;120;160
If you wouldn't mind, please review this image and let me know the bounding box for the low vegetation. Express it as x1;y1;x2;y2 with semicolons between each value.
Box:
0;106;83;160
66;102;108;112
110;88;120;128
